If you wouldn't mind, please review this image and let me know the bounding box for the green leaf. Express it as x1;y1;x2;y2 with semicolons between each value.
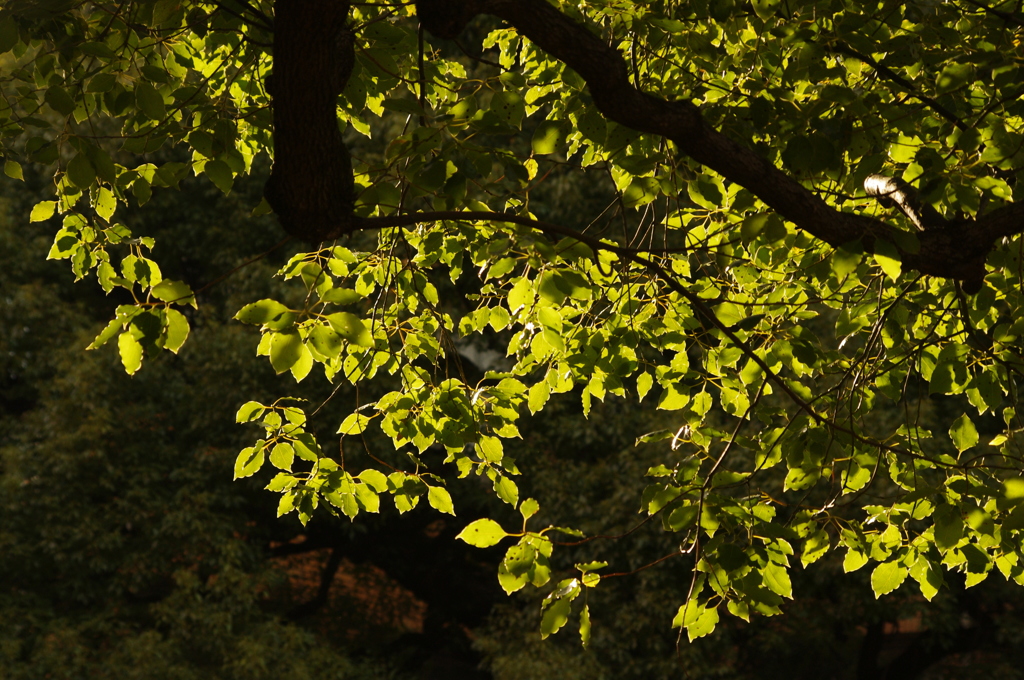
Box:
93;186;117;221
666;504;698;531
504;543;537;578
929;344;970;395
936;62;973;94
266;473;299;493
0;16;19;53
800;530;830;567
673;601;721;642
235;299;295;329
494;475;519;507
532;120;564;154
781;135;814;173
269;330;303;374
490;90;525;127
326;312;374;346
498;560;530;594
277;491;298;518
204;159;233;194
86;72;117;93
308;323;343;359
338;412;371;434
88;317;124;350
4;159;23;181
740;213;770;242
686;604;719;642
359;469;389;492
293;433;321;462
135;82;166;120
79;41;115;59
528;379;550;414
151;279;195;305
752;0;779;19
456;518;508;548
872;239;902;281
657;385;689;411
949;413;979;453
269;442;295;470
117;330;143;375
1006;478;1024;500
234;446;264;479
843;549;869;573
933;505;964;550
540;597;572;639
235;401;265;423
579;604;591;647
762;562;792;599
910;556;943;601
122;255;160;287
45;86;76;117
477;436;504;463
832;244;863;278
289;343;313;381
520;498;540;521
427;486;455;515
870;561;909;598
163;308;190;353
637;372;653;401
30;201;57;223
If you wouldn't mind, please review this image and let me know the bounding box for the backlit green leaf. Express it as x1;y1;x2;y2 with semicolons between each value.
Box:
540;597;571;639
873;239;902;281
949;414;979;453
427;486;455;515
870;561;908;598
456;518;508;548
326;312;374;346
117;330;143;375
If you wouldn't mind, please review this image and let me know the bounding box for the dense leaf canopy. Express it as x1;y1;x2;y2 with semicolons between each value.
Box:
5;0;1024;647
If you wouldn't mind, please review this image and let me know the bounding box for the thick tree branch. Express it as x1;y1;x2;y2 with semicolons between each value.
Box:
414;0;1016;286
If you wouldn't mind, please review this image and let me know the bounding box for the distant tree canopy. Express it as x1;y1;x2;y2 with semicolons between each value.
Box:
5;0;1024;645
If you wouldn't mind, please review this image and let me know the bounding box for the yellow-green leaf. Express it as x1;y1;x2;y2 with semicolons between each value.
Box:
871;561;909;598
456;518;508;547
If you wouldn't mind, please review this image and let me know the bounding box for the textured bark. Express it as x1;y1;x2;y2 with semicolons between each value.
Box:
265;0;354;242
415;0;1023;287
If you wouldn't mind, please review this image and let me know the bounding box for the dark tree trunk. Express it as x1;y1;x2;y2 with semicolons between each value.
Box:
265;0;355;242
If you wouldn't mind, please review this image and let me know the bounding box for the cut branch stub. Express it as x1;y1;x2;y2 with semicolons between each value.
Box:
864;174;948;232
265;0;355;242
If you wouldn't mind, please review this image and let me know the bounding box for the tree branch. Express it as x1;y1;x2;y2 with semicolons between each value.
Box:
960;0;1024;27
832;43;968;132
412;0;1016;286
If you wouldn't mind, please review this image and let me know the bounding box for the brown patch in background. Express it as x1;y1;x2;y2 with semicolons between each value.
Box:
270;541;426;646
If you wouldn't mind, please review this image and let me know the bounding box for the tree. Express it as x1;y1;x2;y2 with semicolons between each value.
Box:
4;0;1024;647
